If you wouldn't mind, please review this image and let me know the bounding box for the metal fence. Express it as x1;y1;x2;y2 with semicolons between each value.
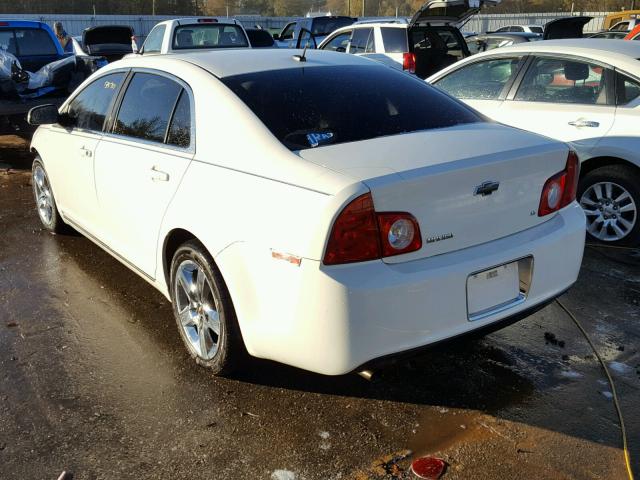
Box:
0;11;611;39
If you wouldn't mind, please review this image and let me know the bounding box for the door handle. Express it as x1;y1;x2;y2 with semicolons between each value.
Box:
568;119;600;128
80;145;92;157
150;166;169;182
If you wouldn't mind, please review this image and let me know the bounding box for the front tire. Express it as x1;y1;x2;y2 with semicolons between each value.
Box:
169;240;245;376
32;158;67;234
578;165;640;246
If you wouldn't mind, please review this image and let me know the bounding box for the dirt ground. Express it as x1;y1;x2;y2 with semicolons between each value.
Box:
0;138;638;480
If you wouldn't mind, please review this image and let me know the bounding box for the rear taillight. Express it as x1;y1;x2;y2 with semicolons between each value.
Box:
323;193;422;265
538;151;580;216
403;52;416;74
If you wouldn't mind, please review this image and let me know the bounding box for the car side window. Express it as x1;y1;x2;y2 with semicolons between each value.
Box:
435;57;523;100
167;90;192;148
380;28;408;53
143;25;165;53
616;73;640;105
515;57;609;105
349;28;373;54
113;73;182;143
322;31;351;52
495;26;509;33
280;22;295;40
67;72;125;131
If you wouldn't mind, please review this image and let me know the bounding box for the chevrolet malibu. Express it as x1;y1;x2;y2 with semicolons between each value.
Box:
27;49;586;376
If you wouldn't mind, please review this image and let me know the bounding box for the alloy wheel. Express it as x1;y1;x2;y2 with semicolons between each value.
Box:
33;165;54;226
580;181;637;242
173;259;221;360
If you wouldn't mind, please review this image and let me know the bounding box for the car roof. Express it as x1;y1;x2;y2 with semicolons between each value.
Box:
471;39;640;69
120;49;377;78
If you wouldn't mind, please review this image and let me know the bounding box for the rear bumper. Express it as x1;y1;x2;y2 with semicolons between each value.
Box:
218;203;586;375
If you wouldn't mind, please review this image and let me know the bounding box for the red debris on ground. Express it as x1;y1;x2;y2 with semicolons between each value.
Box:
410;456;446;479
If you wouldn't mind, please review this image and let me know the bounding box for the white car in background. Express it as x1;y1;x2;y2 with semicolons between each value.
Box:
494;24;544;34
27;49;584;376
138;17;250;54
430;39;640;245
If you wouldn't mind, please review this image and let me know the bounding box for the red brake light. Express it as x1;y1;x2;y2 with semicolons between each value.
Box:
324;193;381;265
538;151;580;216
323;194;422;265
0;22;9;27
403;52;416;74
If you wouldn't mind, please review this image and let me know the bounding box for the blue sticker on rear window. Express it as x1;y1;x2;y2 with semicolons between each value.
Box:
307;132;334;148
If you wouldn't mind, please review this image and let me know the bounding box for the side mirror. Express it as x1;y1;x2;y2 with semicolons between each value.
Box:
273;33;280;40
27;104;59;126
336;46;346;53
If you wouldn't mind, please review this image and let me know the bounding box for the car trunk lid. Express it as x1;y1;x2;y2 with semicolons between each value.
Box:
82;25;133;61
543;16;592;39
298;123;570;262
409;0;502;27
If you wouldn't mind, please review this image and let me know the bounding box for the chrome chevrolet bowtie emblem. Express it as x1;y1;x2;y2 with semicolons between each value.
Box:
474;181;500;197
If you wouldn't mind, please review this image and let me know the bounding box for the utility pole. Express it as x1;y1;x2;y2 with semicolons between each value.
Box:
362;0;365;16
348;0;351;16
152;0;155;16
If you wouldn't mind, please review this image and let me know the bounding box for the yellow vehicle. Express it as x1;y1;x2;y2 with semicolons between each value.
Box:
603;10;640;31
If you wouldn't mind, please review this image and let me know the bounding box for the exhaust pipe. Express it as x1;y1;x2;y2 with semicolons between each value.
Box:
357;369;375;381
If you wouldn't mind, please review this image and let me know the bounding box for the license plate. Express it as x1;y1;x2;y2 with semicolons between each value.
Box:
467;262;520;320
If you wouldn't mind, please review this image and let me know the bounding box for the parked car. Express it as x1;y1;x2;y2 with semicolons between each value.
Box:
466;32;541;54
0;20;67;72
318;0;502;79
81;25;133;62
542;16;592;40
273;14;356;48
494;24;544;34
429;39;640;246
603;10;640;31
588;31;628;39
27;49;585;376
139;18;250;55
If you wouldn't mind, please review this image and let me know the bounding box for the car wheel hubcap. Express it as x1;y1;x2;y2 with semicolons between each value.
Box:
33;165;53;226
174;260;220;360
580;181;637;242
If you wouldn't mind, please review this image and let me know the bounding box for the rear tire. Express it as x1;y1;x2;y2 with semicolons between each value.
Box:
578;165;640;247
32;158;68;234
169;240;246;376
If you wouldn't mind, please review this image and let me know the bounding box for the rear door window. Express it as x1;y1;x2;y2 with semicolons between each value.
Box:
349;28;373;54
167;90;192;148
67;72;126;132
143;25;165;53
435;57;523;100
221;64;481;151
380;28;408;53
113;73;182;143
616;73;640;104
515;57;609;105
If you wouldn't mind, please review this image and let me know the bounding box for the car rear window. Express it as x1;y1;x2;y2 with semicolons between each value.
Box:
0;28;58;56
173;24;248;49
381;27;408;53
221;65;482;151
311;17;354;36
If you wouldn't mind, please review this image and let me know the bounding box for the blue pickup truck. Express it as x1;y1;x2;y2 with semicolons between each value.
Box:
0;20;67;71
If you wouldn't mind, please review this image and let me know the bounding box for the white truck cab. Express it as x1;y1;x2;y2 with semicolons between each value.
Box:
139;18;251;55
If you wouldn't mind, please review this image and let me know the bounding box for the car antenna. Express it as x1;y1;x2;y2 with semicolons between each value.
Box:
293;44;308;62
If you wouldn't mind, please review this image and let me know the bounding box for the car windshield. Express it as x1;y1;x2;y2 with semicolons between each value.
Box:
172;24;248;49
311;17;354;36
221;65;482;151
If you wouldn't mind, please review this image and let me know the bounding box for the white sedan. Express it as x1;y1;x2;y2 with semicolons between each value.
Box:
429;39;640;246
27;49;585;376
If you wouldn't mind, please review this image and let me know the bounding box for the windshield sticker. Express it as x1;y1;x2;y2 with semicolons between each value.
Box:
306;132;334;148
